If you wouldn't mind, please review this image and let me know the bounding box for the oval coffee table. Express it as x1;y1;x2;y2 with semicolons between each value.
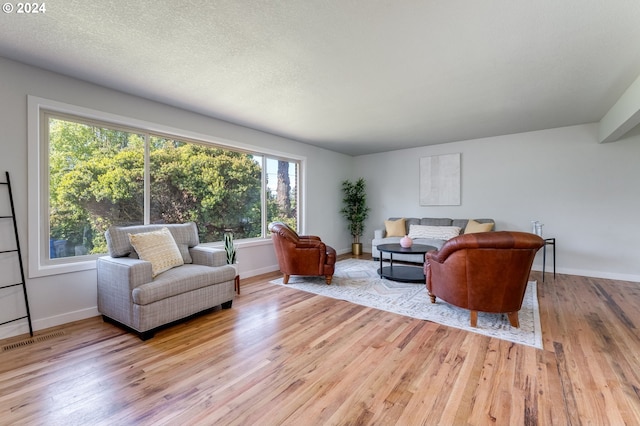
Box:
377;243;437;283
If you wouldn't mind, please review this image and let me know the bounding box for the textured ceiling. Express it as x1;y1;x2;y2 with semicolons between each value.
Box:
1;1;640;155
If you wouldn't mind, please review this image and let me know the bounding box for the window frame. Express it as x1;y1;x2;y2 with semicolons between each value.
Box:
28;96;304;278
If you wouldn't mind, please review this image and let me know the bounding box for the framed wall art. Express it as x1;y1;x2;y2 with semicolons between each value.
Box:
419;153;461;206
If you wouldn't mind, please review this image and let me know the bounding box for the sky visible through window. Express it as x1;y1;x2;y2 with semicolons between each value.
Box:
257;156;297;196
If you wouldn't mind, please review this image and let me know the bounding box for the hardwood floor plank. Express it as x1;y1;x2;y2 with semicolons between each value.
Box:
432;333;489;425
1;256;640;425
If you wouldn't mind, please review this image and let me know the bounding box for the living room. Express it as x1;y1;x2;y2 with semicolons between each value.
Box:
3;53;638;338
1;2;640;423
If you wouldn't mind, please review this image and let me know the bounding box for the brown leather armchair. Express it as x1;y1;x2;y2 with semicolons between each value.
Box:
424;231;544;328
268;222;337;284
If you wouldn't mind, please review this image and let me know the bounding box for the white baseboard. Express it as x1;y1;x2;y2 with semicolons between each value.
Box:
0;307;100;340
241;264;280;278
0;322;28;340
531;265;640;283
337;247;354;255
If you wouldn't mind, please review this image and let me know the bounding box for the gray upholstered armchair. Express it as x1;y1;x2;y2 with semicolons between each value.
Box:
97;222;236;340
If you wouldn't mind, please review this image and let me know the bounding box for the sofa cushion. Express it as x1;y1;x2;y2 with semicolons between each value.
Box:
408;224;461;240
420;218;453;226
464;219;495;234
128;227;184;277
385;218;406;237
106;222;199;263
132;263;236;305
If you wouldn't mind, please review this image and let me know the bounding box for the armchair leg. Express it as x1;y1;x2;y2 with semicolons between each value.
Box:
470;311;478;328
428;292;436;304
325;275;332;285
507;312;520;328
283;274;290;284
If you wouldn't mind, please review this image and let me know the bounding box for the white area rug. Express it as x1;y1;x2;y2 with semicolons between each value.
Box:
271;258;542;348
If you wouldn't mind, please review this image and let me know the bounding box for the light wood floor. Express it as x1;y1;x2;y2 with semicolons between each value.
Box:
1;254;639;425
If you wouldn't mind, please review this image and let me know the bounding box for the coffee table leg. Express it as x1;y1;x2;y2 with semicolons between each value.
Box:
379;251;394;279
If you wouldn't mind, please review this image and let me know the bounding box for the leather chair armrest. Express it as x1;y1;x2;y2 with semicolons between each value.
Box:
326;245;337;265
296;239;326;249
296;239;328;267
424;258;432;287
429;236;472;262
299;235;321;241
426;249;444;264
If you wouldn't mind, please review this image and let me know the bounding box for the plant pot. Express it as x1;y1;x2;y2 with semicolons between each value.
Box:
229;262;240;294
229;262;239;277
352;242;363;255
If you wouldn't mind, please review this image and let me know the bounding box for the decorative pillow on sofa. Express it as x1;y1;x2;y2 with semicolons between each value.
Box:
128;227;184;277
385;218;406;237
464;219;494;234
408;224;461;240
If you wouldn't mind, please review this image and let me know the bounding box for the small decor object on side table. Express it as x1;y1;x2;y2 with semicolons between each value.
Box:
531;220;543;236
400;235;413;248
224;231;240;294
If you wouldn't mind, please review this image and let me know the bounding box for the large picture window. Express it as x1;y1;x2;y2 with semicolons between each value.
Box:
28;97;301;276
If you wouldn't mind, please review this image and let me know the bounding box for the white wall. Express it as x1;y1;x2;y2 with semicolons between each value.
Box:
0;57;355;338
356;123;640;282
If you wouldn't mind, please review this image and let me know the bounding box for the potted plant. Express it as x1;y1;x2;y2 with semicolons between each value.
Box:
223;231;237;265
340;178;371;255
224;230;240;293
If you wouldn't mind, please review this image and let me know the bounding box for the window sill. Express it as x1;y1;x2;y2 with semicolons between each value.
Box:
29;259;98;278
29;238;273;278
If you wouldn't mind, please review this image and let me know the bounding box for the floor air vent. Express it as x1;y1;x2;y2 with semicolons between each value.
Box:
2;331;66;352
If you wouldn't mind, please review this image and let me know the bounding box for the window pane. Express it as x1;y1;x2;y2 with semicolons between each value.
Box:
48;117;145;259
266;158;298;231
149;137;262;242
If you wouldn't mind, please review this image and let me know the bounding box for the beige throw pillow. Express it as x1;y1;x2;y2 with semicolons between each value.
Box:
385;218;406;237
408;224;461;240
465;219;494;234
128;227;184;277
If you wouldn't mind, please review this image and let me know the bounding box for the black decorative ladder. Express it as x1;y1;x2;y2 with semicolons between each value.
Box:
0;171;33;336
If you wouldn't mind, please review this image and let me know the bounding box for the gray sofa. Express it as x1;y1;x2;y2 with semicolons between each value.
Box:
97;222;236;339
372;217;495;263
